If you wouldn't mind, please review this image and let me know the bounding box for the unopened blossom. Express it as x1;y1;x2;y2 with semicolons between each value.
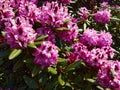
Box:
100;2;110;8
33;41;58;69
97;60;120;88
94;10;110;24
67;42;88;63
37;27;56;44
78;7;88;20
80;28;98;47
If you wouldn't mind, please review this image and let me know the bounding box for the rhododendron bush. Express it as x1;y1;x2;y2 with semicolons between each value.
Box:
1;0;120;89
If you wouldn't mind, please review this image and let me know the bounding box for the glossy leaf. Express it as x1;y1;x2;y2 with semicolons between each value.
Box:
28;43;37;48
23;75;39;89
35;35;48;41
66;60;82;72
9;49;22;60
55;27;70;31
32;66;40;77
0;49;11;58
48;67;57;75
58;74;65;86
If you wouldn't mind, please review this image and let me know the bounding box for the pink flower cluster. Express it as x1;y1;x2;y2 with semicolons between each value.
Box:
80;28;112;48
38;1;78;43
33;41;58;69
5;17;37;48
0;0;79;69
94;10;110;24
97;60;120;88
67;28;120;88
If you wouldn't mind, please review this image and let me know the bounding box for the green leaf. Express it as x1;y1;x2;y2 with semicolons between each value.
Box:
86;78;96;83
48;67;57;75
58;58;66;63
1;31;5;37
55;27;70;31
96;86;104;90
105;24;108;31
35;35;48;41
111;17;120;21
63;19;70;24
0;49;11;58
0;58;3;66
34;41;42;45
13;9;18;13
13;60;23;72
83;23;87;30
32;66;40;77
0;43;7;48
66;60;82;72
9;49;22;60
58;74;65;86
28;43;37;48
23;75;39;89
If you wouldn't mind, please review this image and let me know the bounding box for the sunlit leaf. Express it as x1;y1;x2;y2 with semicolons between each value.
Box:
55;27;70;31
28;43;37;48
58;74;65;86
9;49;22;60
35;35;48;41
48;67;57;75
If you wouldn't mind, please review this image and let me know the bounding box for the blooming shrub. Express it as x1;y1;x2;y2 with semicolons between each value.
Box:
0;0;120;90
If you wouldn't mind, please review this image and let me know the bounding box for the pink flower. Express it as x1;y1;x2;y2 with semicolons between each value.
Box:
94;10;110;24
57;0;71;4
86;46;114;68
78;7;88;20
57;20;78;42
97;60;120;88
18;1;40;22
33;41;58;69
5;17;37;48
39;1;71;27
80;28;98;47
67;42;88;63
97;31;112;48
37;27;56;44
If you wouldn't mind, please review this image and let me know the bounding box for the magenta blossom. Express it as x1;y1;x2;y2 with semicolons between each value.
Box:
37;27;56;44
94;10;110;24
85;46;114;68
57;19;78;42
97;60;120;88
67;42;88;63
33;41;58;69
80;28;98;47
97;31;112;48
57;0;71;4
39;1;71;27
78;7;88;21
5;17;36;48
